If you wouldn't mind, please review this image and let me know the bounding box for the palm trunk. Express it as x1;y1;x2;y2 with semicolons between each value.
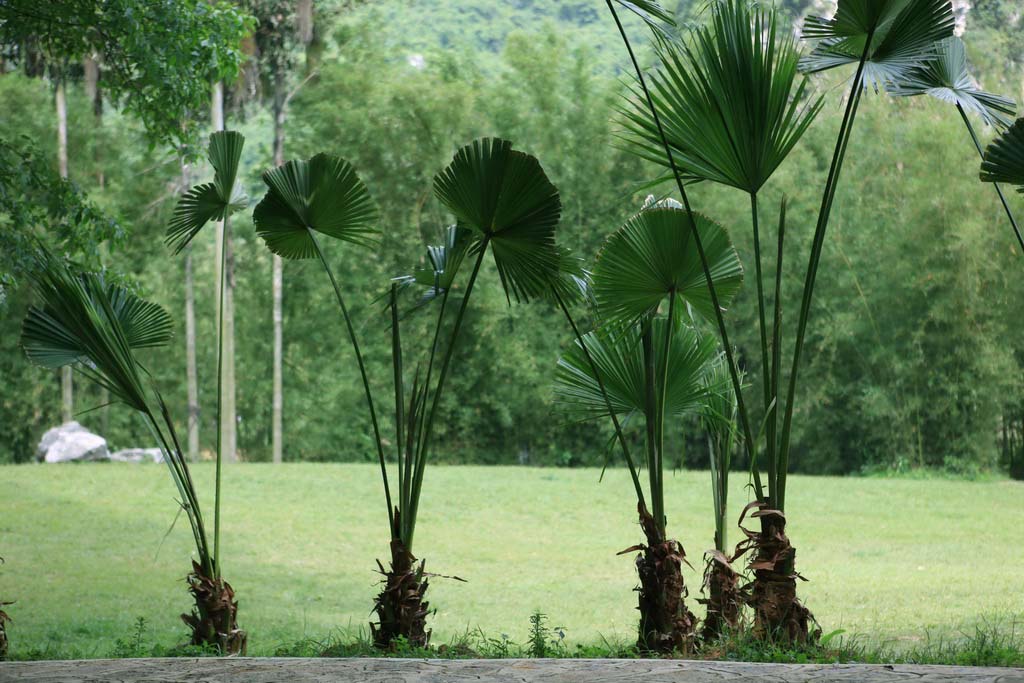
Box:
635;505;697;654
0;601;10;660
55;78;73;423
271;73;285;465
743;508;815;642
371;519;430;650
700;551;741;642
180;159;201;462
181;560;246;655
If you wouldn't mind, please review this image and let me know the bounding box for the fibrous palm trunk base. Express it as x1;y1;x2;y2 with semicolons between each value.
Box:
629;506;697;654
699;550;741;643
181;561;247;655
0;602;11;661
372;538;430;650
735;503;818;643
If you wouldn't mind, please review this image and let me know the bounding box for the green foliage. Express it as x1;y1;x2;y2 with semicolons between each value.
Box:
0;137;121;289
0;0;252;149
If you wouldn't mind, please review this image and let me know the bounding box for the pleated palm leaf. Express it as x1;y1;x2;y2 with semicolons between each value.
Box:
621;0;822;192
164;131;247;639
800;0;956;90
20;250;245;653
889;37;1022;251
556;203;741;653
981;118;1024;194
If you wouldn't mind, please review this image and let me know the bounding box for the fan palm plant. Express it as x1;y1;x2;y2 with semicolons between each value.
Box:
164;129;248;651
697;357;742;641
606;0;954;640
20;249;245;653
889;37;1021;251
253;138;561;648
555;203;742;652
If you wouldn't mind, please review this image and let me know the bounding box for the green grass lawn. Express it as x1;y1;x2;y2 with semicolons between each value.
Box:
0;463;1021;657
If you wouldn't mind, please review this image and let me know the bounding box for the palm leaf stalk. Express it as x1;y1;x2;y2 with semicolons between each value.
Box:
20;250;245;653
698;357;742;641
164;130;248;653
888;36;1022;252
557;203;743;652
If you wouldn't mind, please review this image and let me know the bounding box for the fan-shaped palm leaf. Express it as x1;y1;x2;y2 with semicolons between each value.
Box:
622;0;822;192
253;153;380;259
888;37;1015;127
433;138;561;302
166;131;247;254
801;0;955;90
556;317;719;420
981;118;1024;193
592;207;743;323
22;275;172;370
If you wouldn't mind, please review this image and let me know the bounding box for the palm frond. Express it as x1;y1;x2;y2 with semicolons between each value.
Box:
888;37;1015;127
621;0;822;192
800;0;956;90
555;316;717;420
253;153;380;259
21;259;170;411
166;131;247;254
981;118;1024;193
591;206;743;324
433;138;562;302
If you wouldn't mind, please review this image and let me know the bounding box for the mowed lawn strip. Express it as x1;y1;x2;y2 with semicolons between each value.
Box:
0;463;1021;656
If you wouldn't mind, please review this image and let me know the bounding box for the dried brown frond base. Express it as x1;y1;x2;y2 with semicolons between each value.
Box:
734;502;819;644
625;505;697;654
371;538;431;650
699;550;742;643
0;601;12;661
181;561;247;655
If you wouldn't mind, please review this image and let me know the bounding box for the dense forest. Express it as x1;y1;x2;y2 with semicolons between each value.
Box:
2;0;1024;476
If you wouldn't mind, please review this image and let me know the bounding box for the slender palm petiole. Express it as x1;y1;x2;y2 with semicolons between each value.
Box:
406;240;490;549
777;29;875;511
552;288;647;510
308;228;393;530
213;214;228;579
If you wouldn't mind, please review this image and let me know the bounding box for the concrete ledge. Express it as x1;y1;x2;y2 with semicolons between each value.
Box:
2;658;1023;683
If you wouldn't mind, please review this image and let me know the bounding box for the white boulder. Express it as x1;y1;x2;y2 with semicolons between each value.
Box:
36;422;109;463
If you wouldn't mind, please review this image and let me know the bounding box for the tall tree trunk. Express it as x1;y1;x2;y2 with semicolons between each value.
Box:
182;159;201;462
55;78;73;424
271;74;285;465
211;81;237;463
